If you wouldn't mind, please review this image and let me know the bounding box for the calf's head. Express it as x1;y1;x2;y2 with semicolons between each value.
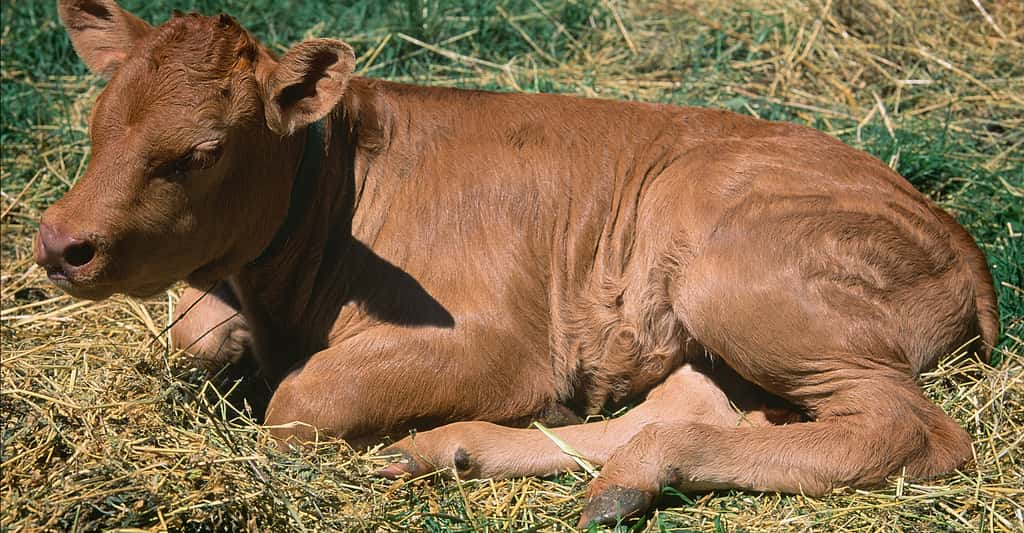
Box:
36;0;355;299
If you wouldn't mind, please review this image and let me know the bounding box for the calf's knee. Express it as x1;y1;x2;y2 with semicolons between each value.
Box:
264;378;330;446
264;371;379;448
170;285;249;370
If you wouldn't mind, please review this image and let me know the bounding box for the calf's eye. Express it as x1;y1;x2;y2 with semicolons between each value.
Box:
164;140;224;178
188;140;224;171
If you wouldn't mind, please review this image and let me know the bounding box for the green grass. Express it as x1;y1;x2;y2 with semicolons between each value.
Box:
2;0;1022;531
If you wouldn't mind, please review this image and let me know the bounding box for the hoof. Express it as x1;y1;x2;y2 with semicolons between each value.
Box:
577;485;653;529
375;449;429;479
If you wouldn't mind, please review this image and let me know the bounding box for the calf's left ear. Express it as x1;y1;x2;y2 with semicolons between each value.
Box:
262;39;356;136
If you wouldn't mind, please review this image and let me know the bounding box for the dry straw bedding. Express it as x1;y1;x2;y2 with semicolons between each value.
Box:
2;0;1022;531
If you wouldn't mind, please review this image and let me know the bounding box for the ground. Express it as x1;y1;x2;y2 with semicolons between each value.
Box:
1;0;1022;531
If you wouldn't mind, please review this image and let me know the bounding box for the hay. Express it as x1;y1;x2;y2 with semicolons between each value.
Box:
2;0;1022;530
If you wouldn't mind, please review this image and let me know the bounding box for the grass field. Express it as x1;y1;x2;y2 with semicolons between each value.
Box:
2;0;1022;531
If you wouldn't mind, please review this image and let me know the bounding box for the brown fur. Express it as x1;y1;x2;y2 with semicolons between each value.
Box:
39;2;999;527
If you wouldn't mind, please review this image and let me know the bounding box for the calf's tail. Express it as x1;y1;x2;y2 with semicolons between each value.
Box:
936;208;1000;360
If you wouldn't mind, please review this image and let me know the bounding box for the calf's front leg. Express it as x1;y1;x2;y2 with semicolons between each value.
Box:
170;283;251;371
264;325;567;448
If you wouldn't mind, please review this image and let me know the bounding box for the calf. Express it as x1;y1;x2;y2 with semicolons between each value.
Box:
38;1;998;527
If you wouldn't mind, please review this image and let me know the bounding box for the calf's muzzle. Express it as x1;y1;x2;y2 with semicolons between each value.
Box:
34;221;98;280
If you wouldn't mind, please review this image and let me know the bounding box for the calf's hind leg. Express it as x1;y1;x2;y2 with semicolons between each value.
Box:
580;227;975;526
579;378;972;526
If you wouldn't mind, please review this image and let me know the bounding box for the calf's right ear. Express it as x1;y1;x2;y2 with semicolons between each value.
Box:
57;0;152;79
262;39;356;136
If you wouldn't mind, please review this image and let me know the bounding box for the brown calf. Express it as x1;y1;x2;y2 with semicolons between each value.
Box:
38;1;998;527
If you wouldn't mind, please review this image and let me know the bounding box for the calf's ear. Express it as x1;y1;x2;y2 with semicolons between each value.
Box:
262;39;356;136
57;0;152;79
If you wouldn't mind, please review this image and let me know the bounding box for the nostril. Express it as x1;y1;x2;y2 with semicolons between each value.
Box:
63;241;96;268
